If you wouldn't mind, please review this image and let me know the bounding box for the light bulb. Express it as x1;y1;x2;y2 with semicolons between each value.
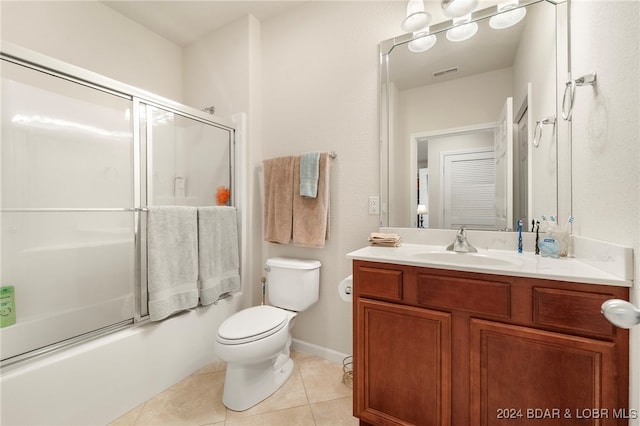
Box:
408;31;437;53
441;0;479;18
446;15;478;42
402;0;432;33
489;6;526;29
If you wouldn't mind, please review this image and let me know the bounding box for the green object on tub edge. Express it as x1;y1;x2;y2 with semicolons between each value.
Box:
0;286;16;328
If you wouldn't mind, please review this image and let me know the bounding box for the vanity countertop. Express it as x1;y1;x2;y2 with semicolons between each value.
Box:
347;244;632;287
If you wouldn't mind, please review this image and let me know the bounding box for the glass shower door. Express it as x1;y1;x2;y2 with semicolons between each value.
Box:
141;104;233;207
0;59;136;361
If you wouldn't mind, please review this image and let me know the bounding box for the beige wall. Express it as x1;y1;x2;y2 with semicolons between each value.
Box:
0;1;183;101
260;1;405;355
570;0;640;416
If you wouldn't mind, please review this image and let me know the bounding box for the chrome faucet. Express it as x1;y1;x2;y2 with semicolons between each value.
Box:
446;226;477;253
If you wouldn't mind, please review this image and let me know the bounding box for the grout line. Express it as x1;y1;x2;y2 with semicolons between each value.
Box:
295;358;317;425
131;401;147;426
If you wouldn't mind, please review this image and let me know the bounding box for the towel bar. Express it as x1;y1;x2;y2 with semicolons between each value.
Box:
562;72;597;121
532;116;556;148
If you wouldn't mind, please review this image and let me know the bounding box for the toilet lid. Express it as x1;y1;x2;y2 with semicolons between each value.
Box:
217;305;288;344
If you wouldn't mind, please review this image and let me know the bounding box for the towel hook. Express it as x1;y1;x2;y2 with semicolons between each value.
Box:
562;72;597;121
532;116;556;148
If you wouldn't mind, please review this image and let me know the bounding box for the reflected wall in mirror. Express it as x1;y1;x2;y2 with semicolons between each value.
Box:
381;0;568;231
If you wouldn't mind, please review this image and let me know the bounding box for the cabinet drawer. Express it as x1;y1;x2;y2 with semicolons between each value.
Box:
417;273;511;318
356;266;403;302
533;287;615;337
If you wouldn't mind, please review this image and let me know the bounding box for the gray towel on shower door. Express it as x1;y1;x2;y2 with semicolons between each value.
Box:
147;206;199;321
197;206;241;305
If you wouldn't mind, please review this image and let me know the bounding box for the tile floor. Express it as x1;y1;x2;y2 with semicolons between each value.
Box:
110;351;358;426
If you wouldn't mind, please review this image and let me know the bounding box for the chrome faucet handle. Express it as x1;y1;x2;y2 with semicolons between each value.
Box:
448;226;476;252
463;227;478;253
448;226;478;253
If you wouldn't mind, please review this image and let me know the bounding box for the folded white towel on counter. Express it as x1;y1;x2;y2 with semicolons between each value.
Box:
147;206;199;321
197;206;241;305
368;232;402;247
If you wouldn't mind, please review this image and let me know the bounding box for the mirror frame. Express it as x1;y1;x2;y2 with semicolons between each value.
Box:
379;0;572;232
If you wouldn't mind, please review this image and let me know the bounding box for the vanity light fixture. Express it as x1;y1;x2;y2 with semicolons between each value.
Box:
489;0;527;29
441;0;478;18
446;14;478;42
401;0;432;33
408;30;437;53
601;299;640;328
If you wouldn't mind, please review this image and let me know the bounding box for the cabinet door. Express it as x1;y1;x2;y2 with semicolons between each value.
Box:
355;299;451;426
470;319;619;426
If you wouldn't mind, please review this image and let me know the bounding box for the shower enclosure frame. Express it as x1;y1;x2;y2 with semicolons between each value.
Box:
0;42;238;366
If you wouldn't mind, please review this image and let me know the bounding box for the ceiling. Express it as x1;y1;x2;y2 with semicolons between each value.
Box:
388;16;525;90
101;1;308;46
101;0;534;92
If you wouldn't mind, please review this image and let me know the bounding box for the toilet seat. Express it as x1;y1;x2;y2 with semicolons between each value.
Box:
217;305;288;345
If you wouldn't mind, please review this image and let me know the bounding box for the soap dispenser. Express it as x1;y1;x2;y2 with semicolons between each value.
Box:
538;216;561;258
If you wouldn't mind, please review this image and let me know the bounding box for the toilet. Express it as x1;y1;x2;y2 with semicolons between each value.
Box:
214;257;321;411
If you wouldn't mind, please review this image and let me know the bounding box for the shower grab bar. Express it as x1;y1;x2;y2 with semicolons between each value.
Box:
0;207;149;213
532;116;556;148
562;72;597;121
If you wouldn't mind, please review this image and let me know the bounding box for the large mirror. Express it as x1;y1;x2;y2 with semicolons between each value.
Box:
381;0;569;231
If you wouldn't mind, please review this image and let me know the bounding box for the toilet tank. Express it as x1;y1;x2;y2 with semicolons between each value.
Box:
266;257;321;312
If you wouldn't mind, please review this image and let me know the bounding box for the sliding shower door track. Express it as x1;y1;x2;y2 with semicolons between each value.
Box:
0;318;149;370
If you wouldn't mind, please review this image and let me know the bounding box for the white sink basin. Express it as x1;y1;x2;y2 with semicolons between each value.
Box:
410;251;519;268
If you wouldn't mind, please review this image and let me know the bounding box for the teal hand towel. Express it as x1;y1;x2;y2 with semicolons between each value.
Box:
300;151;320;198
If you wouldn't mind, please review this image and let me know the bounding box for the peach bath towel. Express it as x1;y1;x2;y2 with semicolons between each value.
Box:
263;156;296;244
293;153;330;248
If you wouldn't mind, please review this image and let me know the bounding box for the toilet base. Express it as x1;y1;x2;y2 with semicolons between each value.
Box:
222;353;294;411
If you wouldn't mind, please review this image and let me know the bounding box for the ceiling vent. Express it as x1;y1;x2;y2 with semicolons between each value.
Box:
433;67;459;78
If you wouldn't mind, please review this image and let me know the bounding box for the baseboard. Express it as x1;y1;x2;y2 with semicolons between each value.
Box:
291;338;351;365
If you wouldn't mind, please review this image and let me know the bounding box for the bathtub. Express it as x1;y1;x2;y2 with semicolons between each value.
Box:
0;294;243;425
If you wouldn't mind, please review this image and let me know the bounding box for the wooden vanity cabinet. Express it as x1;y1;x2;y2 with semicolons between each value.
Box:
352;260;630;426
